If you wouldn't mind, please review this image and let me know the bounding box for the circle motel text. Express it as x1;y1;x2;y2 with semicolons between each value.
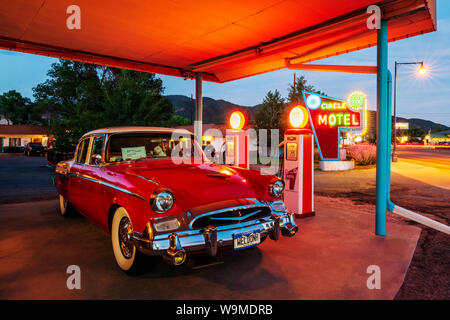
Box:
317;102;360;127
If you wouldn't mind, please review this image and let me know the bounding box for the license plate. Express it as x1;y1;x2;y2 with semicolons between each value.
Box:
233;230;260;250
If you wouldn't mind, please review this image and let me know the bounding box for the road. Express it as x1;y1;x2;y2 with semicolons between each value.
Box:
0;153;56;204
392;147;450;191
396;146;450;169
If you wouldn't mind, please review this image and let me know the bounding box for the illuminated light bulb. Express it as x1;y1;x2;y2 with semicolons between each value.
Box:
229;111;245;130
417;63;426;74
306;94;321;109
289;106;309;128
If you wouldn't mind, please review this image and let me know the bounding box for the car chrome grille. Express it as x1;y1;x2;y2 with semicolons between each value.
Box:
191;206;271;229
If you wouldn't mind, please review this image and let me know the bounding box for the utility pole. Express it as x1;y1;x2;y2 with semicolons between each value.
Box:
293;73;296;102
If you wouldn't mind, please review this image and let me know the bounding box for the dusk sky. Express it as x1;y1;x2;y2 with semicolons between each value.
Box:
1;1;449;126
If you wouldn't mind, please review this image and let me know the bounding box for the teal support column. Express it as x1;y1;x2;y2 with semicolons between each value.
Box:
376;20;388;236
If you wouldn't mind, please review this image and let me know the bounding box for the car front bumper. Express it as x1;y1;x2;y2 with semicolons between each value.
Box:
132;200;298;265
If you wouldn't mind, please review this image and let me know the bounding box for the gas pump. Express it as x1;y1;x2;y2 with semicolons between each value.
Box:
284;106;315;218
225;111;249;169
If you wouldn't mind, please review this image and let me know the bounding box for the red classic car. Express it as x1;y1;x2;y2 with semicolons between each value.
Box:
54;127;298;274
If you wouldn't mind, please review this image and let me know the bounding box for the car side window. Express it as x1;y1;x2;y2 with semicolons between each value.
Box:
89;136;105;165
76;139;90;164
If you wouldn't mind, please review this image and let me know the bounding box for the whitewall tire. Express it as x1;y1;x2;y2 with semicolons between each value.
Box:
111;207;150;274
58;194;75;217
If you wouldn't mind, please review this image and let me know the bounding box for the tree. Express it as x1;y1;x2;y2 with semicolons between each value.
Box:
101;68;175;126
407;127;426;142
287;75;325;105
33;61;105;150
0;90;32;124
255;90;286;133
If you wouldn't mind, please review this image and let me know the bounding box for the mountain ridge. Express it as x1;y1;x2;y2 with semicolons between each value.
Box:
166;95;449;131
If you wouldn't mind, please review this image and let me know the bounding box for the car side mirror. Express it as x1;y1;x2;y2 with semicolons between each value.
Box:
93;154;103;165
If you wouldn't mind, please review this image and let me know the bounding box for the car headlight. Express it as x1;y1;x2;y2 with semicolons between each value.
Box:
269;179;284;198
150;189;174;213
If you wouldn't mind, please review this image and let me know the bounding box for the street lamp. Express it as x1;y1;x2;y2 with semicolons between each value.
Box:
392;61;426;162
417;62;426;74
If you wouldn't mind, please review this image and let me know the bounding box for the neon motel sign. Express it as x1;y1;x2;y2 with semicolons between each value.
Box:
302;91;366;160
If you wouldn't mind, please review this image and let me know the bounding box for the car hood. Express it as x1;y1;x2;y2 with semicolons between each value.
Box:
119;161;266;211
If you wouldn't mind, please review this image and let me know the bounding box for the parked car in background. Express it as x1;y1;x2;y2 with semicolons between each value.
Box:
24;142;45;156
54;127;298;274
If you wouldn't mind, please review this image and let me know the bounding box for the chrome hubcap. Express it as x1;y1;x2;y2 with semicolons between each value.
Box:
118;217;133;259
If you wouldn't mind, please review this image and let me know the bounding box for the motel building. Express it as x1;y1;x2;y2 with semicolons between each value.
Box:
0;124;51;152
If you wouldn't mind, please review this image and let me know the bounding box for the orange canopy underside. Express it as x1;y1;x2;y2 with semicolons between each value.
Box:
0;0;436;82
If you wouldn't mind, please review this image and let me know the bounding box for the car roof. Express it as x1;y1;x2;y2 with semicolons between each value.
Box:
81;126;193;138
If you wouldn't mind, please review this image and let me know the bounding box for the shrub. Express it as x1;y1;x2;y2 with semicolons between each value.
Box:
348;144;377;165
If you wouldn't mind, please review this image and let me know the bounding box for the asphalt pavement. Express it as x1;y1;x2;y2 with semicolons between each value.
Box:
0;153;56;204
396;146;450;169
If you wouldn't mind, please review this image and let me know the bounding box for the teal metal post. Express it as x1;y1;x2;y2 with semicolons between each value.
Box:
376;20;388;236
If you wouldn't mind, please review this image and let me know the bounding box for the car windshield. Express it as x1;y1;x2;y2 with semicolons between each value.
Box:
29;143;43;147
105;132;201;163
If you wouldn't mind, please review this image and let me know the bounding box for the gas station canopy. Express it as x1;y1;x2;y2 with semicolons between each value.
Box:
0;0;436;82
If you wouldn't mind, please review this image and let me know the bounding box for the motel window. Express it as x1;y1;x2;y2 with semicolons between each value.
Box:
9;138;21;147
